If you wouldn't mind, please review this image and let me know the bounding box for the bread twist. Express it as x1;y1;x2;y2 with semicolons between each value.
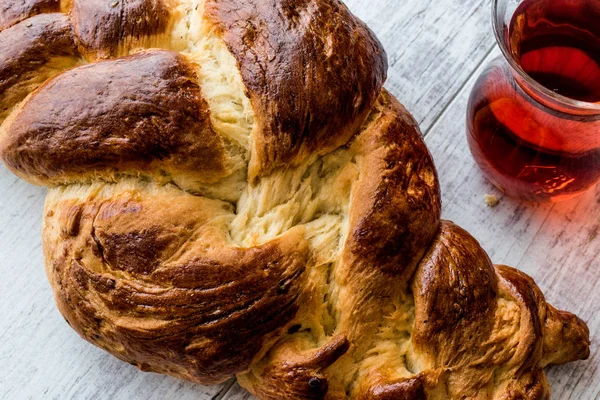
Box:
0;1;590;398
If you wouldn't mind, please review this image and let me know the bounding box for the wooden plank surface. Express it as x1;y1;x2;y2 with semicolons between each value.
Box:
0;0;598;399
343;0;495;132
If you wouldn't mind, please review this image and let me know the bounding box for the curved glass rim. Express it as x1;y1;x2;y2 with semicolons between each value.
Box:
492;0;600;113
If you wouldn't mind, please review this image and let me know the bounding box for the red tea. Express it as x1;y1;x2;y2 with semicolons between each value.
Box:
467;0;600;202
512;0;600;102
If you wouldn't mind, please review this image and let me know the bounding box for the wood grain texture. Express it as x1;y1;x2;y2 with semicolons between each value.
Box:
0;1;598;399
343;0;495;131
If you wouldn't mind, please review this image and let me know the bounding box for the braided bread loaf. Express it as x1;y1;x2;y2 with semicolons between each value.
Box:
0;1;590;398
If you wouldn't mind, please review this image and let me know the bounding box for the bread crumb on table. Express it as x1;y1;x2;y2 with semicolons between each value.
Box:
484;194;500;207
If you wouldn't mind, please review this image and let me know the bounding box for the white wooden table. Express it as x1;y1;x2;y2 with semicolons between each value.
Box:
1;0;598;399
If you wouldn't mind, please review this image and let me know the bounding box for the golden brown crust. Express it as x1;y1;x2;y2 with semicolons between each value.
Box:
344;92;441;282
0;0;590;398
205;0;387;180
0;0;60;30
71;0;172;60
361;376;427;400
44;183;310;384
541;306;590;366
0;13;79;122
251;335;351;400
1;50;231;188
405;228;588;399
496;265;590;367
335;91;441;351
412;222;499;366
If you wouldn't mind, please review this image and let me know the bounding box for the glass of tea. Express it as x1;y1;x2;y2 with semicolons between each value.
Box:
467;0;600;202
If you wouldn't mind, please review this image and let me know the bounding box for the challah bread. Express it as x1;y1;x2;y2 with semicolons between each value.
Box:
0;0;590;399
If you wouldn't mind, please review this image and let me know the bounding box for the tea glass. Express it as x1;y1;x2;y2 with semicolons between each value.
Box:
466;0;600;202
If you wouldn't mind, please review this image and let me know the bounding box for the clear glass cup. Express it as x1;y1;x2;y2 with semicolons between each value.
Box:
466;0;600;202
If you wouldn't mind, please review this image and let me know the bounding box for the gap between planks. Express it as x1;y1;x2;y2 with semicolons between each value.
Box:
212;380;236;400
423;43;496;137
